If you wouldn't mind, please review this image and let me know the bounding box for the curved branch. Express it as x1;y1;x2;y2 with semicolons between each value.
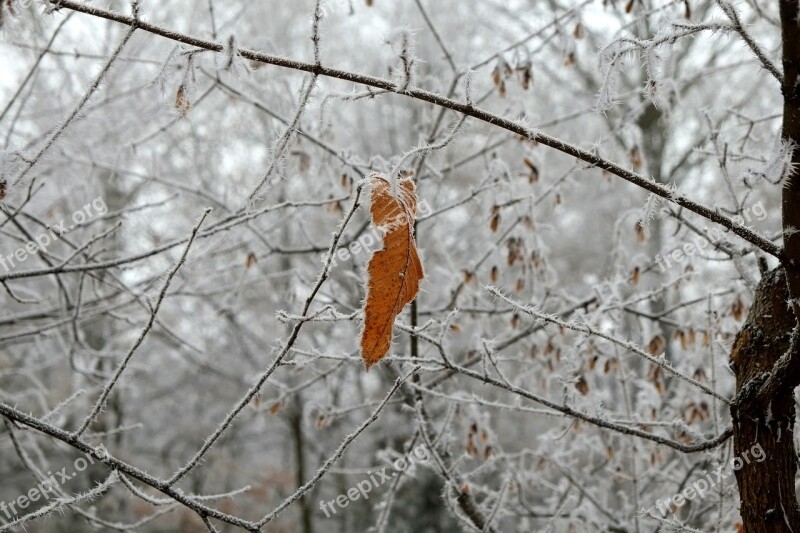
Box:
48;0;785;262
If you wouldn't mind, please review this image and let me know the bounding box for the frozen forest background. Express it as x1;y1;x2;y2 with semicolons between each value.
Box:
0;0;796;531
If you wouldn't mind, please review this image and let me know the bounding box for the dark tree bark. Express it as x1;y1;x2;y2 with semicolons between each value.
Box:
730;2;800;531
731;269;800;530
290;404;314;533
782;0;800;297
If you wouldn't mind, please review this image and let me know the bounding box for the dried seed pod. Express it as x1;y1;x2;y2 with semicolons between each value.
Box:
687;327;697;346
680;329;691;350
175;85;191;117
647;335;666;356
483;445;494;460
629;146;642;169
521;66;533;90
522;215;534;230
630;266;640;285
523;158;539;183
490;265;499;283
575;375;589;395
530;250;541;268
731;296;745;321
326;195;343;214
491;64;502;86
635;221;647;243
490;212;501;232
290;150;311;172
516;61;533;90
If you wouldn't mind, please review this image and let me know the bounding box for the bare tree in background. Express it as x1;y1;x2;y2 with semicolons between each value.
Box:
0;0;798;531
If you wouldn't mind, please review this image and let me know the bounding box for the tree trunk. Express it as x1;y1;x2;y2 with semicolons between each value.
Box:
781;0;800;298
731;3;800;530
290;404;314;533
730;268;800;530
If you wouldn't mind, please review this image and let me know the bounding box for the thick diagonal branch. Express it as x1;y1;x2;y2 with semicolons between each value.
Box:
47;0;784;262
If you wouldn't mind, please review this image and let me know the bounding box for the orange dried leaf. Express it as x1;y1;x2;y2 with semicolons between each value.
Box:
360;175;424;369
